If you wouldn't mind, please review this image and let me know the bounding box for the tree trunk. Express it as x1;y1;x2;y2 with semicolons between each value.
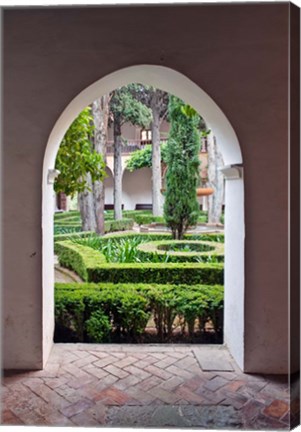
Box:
78;174;96;231
207;134;224;224
113;121;123;220
92;96;109;234
150;92;163;216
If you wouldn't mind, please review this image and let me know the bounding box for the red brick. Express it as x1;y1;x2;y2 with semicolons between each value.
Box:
144;365;173;380
165;365;195;380
87;402;107;424
263;399;289;419
114;356;138;368
103;365;129;379
94;387;133;405
148;386;181;404
70;411;101;426
123;365;151;380
223;380;245;393
136;375;164;391
203;376;228;391
241;400;265;420
114;374;142;390
60;398;94;418
176;386;205;405
154;357;178;369
1;409;24;425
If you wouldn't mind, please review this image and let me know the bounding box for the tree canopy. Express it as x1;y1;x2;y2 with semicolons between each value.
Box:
164;96;201;239
54;107;106;197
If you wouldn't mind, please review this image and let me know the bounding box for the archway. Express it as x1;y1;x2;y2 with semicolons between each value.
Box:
43;65;244;368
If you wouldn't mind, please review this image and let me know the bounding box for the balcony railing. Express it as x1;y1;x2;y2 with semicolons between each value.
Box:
106;137;208;154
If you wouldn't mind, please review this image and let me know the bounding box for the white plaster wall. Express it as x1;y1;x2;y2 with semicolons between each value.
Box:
122;168;152;210
224;178;245;369
104;167;114;206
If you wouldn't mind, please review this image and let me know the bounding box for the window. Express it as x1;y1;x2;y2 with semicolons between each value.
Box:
140;129;152;144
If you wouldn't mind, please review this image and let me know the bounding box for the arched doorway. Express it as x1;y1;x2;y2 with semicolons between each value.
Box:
43;65;244;368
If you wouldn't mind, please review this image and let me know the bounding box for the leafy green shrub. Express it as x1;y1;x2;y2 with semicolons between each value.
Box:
87;262;223;285
54;231;95;243
54;240;106;281
137;240;224;263
104;218;134;233
56;236;224;285
55;282;223;342
85;310;111;342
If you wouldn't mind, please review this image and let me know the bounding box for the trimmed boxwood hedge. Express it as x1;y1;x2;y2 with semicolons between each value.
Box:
137;240;224;263
54;240;223;285
55;282;224;342
54;217;134;235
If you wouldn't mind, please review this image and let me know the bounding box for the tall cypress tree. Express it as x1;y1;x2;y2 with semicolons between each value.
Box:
164;96;200;239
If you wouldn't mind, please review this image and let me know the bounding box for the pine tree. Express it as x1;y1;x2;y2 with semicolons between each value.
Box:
164;96;200;240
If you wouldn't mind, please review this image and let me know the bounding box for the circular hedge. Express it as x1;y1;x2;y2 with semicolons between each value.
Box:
137;240;224;263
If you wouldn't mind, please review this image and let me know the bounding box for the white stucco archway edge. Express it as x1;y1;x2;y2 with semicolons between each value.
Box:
43;65;245;369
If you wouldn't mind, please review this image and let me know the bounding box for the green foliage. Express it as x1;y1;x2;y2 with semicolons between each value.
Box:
54;282;224;342
110;86;152;129
137;240;224;263
85;310;111;343
126;143;168;172
164;96;201;239
54;240;107;281
55;238;223;285
54;108;106;197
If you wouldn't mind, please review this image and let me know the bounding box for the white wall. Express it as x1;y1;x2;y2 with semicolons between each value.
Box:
122;168;152;210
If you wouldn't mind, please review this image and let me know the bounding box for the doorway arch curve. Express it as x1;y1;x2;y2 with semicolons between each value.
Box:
43;65;244;368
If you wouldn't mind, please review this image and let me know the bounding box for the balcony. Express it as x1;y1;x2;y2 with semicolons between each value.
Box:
106;137;208;154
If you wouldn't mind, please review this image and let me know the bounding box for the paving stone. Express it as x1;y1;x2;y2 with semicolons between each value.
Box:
223;379;245;393
84;365;109;379
94;387;134;405
154;357;178;369
241;399;266;421
106;405;190;427
181;405;243;428
175;385;205;404
263;399;289;419
1;409;24;425
193;348;234;371
204;375;229;391
2;344;290;429
123;365;151;380
144;364;172;380
114;356;138;368
60;398;94;418
114;374;142;390
148;386;181;404
93;356;120;369
68;375;96;390
136;375;164;391
165;365;195;380
125;386;157;405
158;376;184;391
70;411;101;426
87;402;107;424
103;365;129;379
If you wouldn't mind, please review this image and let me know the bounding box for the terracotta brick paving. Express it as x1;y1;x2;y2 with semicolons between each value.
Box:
1;343;296;429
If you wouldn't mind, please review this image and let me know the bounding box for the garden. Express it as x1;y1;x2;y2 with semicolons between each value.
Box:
53;90;225;346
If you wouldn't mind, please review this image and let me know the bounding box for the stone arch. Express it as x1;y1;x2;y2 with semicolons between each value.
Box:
43;65;244;368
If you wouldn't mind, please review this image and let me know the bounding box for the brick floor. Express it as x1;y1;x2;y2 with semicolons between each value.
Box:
1;343;294;429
